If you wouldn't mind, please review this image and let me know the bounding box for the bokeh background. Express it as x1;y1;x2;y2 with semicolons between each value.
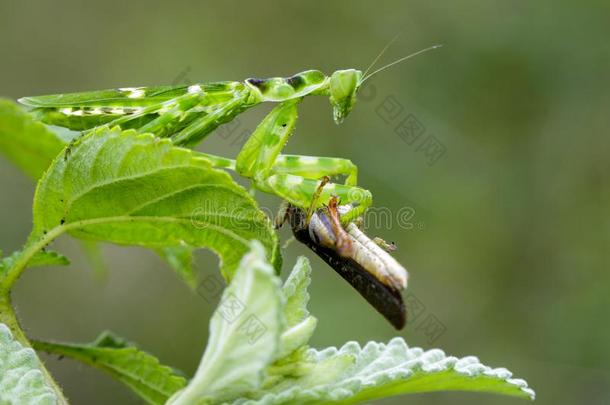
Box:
1;1;608;404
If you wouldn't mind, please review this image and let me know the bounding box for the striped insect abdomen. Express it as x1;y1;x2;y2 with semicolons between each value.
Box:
18;81;245;132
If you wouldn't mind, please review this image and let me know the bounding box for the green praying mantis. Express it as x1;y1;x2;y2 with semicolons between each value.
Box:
19;45;441;225
19;44;441;327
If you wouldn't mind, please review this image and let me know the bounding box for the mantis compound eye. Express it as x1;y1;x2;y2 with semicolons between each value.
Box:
329;69;363;124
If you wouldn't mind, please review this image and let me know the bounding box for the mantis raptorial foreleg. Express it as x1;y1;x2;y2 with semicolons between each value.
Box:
195;100;371;221
272;155;358;186
197;152;359;187
261;174;371;223
229;100;372;223
196;153;373;224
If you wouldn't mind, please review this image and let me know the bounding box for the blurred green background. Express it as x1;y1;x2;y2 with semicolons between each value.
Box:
1;0;608;404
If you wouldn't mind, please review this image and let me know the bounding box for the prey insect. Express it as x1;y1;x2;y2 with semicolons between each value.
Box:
277;194;408;330
19;45;441;223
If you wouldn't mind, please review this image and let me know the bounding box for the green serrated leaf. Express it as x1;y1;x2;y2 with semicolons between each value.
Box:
0;98;69;180
156;244;197;289
239;337;535;404
32;331;186;405
169;241;284;405
30;126;281;281
0;323;58;405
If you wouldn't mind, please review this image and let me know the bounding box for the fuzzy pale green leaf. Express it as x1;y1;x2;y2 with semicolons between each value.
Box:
281;257;312;326
0;323;57;405
276;257;316;360
30;126;281;280
169;241;284;405
237;337;535;404
33;331;186;405
193;255;534;404
0;99;68;180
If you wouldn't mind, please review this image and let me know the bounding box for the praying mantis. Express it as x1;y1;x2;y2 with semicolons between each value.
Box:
19;45;440;224
19;44;440;327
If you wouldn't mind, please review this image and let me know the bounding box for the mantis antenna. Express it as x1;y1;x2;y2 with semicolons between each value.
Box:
361;44;443;84
363;34;401;78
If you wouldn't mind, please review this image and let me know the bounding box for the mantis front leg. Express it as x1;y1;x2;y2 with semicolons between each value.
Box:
272;154;358;186
234;100;372;223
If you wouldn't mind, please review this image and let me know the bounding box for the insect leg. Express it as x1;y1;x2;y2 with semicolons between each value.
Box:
306;175;330;223
325;196;353;257
255;174;372;224
194;152;236;171
272;155;358;186
373;237;397;252
135;93;205;136
235;99;358;186
171;92;251;146
273;200;292;229
235;99;301;180
106;92;202;131
231;98;369;221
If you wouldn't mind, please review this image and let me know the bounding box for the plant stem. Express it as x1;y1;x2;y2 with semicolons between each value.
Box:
0;225;69;404
0;225;64;292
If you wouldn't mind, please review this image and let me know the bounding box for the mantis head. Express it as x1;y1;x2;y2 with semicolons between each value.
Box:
329;69;363;124
327;44;442;124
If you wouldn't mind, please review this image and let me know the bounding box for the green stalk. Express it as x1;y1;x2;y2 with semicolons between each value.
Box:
0;225;64;292
0;226;69;404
